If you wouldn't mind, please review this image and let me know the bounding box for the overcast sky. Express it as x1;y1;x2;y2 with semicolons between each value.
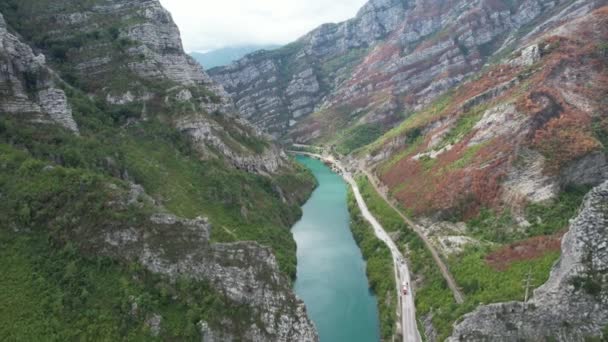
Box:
158;0;368;53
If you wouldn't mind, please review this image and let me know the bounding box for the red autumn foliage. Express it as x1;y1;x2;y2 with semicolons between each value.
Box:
485;232;565;271
376;7;608;218
533;113;600;172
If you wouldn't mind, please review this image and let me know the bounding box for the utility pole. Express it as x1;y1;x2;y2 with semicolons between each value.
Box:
523;268;533;308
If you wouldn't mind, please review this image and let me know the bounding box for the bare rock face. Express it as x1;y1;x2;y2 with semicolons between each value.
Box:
449;181;608;341
87;0;293;173
116;0;233;113
209;0;411;138
364;4;608;218
101;211;318;342
509;44;542;67
36;0;233;114
0;13;78;133
210;0;606;144
7;0;296;174
174;114;288;174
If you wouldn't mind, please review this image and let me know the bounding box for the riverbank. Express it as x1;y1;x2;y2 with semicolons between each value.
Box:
347;190;398;340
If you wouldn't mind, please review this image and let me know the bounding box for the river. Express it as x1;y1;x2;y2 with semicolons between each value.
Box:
293;155;380;342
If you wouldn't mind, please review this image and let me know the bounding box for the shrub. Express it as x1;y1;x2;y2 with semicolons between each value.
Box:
108;26;120;40
534;114;600;172
50;45;69;61
597;42;608;58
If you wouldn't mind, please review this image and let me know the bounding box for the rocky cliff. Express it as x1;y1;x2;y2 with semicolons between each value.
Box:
95;194;317;341
209;0;411;139
449;180;608;341
210;0;607;150
0;13;78;133
0;0;294;175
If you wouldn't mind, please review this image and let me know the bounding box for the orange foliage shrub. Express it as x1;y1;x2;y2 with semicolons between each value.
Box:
485;232;564;271
533;114;600;172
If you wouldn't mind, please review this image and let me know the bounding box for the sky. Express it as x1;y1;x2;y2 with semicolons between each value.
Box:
158;0;369;53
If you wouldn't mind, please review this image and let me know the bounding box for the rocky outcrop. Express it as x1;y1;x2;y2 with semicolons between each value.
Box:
84;0;295;173
115;0;234;113
209;0;411;138
174;114;287;174
0;13;78;133
449;181;608;341
28;0;233;113
100;208;318;341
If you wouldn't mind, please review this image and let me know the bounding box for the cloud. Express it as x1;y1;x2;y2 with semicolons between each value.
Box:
158;0;368;52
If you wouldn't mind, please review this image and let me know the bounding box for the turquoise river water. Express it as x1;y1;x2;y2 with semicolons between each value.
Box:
293;156;380;342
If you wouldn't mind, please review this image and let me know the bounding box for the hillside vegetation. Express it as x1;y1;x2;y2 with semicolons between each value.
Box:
0;0;317;339
356;6;608;340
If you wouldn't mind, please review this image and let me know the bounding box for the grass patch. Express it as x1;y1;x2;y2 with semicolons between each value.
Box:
469;184;590;243
335;123;384;155
357;176;408;232
367;91;454;154
437;105;486;150
449;245;559;302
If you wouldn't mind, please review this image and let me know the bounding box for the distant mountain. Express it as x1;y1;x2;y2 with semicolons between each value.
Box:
191;44;280;69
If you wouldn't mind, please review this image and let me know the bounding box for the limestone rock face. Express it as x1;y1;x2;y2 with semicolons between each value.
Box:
100;212;318;342
105;0;294;172
6;0;296;174
449;181;608;341
0;13;78;133
174;114;287;174
116;0;234;113
209;0;411;138
210;0;606;144
32;0;233;114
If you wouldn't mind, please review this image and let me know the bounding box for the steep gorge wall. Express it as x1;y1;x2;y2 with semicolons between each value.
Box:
209;0;410;138
0;0;319;339
0;0;292;175
210;0;606;145
366;6;608;218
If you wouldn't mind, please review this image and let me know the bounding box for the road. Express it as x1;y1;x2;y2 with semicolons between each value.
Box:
345;172;422;342
292;151;421;342
362;170;465;304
